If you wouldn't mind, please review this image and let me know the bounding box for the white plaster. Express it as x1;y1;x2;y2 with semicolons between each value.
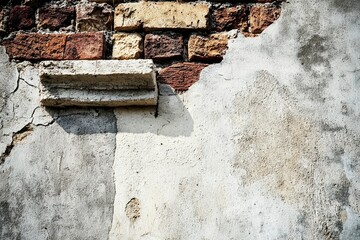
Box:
110;0;360;239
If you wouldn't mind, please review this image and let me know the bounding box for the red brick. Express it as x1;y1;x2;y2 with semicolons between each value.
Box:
2;34;66;60
249;5;281;34
144;33;183;61
8;5;35;32
2;32;105;60
38;6;75;30
158;62;208;91
212;5;248;32
64;32;105;60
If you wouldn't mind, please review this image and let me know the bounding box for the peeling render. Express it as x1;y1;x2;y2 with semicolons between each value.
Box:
0;0;360;239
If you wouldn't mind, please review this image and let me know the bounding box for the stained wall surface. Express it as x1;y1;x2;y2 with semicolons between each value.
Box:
1;0;360;239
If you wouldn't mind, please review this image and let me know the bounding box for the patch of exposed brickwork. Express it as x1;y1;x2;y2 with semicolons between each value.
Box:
0;0;283;91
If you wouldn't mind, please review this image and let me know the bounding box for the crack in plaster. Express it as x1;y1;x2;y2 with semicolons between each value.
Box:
0;123;33;165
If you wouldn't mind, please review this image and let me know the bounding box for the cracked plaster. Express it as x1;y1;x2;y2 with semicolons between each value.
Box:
0;0;360;239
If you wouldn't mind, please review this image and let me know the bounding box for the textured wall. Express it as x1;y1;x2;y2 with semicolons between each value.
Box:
1;0;360;239
0;0;282;90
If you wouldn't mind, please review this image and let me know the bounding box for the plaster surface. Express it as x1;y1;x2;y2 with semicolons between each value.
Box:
1;0;360;239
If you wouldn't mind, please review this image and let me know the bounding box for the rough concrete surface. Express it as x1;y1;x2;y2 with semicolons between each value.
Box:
1;0;360;239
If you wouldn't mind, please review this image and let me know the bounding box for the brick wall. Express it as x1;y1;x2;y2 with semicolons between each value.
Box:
0;0;283;91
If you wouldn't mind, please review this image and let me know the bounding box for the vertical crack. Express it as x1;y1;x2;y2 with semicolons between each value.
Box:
108;108;118;240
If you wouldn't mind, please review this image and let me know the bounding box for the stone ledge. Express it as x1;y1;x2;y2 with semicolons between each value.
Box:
39;60;157;107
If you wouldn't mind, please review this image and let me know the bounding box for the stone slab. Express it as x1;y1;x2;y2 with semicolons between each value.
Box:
39;60;157;107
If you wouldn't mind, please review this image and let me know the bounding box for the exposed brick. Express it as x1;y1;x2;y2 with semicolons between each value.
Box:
22;0;47;7
38;6;75;30
114;2;209;31
76;2;113;32
158;62;208;91
64;32;105;60
144;33;183;61
254;0;284;2
249;5;281;34
212;5;248;32
89;0;122;3
112;33;143;60
0;8;7;34
188;33;229;62
2;33;105;60
2;34;66;60
8;5;35;31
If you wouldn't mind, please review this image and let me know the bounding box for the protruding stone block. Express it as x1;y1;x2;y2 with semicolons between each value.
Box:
39;60;158;107
114;2;209;31
112;33;143;60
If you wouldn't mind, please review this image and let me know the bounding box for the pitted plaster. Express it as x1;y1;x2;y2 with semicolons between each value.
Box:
109;0;360;239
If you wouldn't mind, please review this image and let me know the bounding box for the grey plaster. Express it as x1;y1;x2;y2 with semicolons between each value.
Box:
0;110;117;239
110;0;360;239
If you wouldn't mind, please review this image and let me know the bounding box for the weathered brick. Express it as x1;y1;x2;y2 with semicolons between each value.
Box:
144;33;183;61
114;2;209;31
38;6;75;30
64;32;105;60
0;8;7;34
254;0;284;2
188;33;229;62
22;0;47;7
76;2;113;32
112;33;143;60
8;5;35;31
249;5;281;34
89;0;122;3
2;34;66;60
212;5;248;32
2;33;105;60
158;62;208;91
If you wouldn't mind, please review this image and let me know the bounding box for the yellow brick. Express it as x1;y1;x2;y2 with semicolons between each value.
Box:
188;33;229;61
114;2;209;31
112;33;143;60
